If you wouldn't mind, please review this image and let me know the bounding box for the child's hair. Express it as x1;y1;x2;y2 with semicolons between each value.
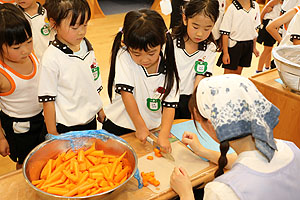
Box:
44;0;91;27
172;0;219;44
189;87;229;178
108;9;179;101
0;3;32;57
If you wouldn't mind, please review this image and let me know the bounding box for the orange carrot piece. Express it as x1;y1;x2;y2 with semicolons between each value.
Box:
77;149;85;163
40;159;53;179
84;142;96;156
114;166;130;183
100;157;109;164
147;156;154;160
85;157;94;169
89;187;103;196
54;154;63;169
114;163;122;176
153;148;160;154
47;187;69;196
64;149;77;161
32;179;44;186
77;171;89;185
78;183;94;194
74;160;79;177
62;170;78;183
86;155;98;165
89;164;104;173
102;186;113;192
99;180;108;187
89;150;104;157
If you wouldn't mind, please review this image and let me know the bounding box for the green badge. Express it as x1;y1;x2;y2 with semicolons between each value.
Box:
41;26;50;36
146;98;161;111
92;66;100;81
194;60;208;75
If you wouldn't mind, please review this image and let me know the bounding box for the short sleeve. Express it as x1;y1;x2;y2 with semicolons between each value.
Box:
115;50;135;94
254;2;261;30
220;5;233;35
196;43;216;77
289;12;300;42
38;53;59;102
204;182;240;200
162;76;180;108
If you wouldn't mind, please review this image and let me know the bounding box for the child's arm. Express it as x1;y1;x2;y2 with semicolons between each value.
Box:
43;101;59;135
194;76;205;90
266;8;298;43
222;34;230;64
260;0;279;22
121;91;150;143
0;121;10;157
253;38;260;57
158;107;175;153
97;92;105;123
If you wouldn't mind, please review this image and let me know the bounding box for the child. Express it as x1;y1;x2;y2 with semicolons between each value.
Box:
217;0;261;75
212;0;226;43
267;5;300;45
256;0;282;73
16;0;54;61
0;3;45;169
103;9;180;152
170;74;300;200
171;0;219;119
280;0;300;14
38;0;104;135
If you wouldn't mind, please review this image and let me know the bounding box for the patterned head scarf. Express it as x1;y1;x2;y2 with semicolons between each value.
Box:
196;74;280;161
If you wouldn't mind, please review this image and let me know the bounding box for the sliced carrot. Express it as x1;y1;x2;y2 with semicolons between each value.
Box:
40;159;53;180
114;166;130;183
89;150;104;157
32;179;44;186
47;187;69;196
86;155;98;165
84;142;96;156
77;149;85;163
64;149;77;161
147;156;154;160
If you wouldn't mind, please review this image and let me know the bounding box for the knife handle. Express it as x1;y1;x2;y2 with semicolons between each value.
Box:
146;136;154;146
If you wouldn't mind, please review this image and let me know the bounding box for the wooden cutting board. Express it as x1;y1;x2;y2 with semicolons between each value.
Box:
138;141;209;193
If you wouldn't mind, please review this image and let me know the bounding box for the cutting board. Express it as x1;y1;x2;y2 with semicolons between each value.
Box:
138;141;209;193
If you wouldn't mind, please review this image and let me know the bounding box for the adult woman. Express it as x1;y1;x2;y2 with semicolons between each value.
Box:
170;74;300;200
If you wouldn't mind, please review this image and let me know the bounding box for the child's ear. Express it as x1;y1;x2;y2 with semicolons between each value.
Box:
49;18;56;29
182;13;187;26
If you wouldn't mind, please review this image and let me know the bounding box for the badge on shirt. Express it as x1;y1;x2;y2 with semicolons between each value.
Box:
90;59;100;81
41;17;51;36
194;60;208;75
147;98;161;111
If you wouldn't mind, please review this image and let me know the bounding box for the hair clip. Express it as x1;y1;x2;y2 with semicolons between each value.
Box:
118;27;123;34
166;29;171;34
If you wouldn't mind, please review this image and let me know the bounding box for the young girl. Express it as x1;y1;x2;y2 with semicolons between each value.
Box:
0;3;45;169
267;5;300;45
172;0;219;119
256;0;282;73
217;0;261;75
170;74;300;200
16;0;54;61
103;9;180;152
38;0;104;135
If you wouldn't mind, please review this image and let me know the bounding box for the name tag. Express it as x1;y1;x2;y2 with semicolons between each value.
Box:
147;98;161;111
194;60;208;75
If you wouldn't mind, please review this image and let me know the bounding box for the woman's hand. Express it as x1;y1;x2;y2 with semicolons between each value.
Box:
157;135;171;153
135;126;150;143
0;138;10;157
170;167;194;200
182;131;203;155
222;53;230;64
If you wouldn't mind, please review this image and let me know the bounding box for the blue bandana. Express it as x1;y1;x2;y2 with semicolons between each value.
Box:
196;74;280;161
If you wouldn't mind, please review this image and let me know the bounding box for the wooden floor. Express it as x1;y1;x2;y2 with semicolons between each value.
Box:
0;11;263;176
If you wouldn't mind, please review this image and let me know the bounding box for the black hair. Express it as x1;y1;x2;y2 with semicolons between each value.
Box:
108;9;179;102
172;0;219;45
0;3;32;56
44;0;91;27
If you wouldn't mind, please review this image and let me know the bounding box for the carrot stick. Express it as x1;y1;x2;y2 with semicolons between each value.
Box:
77;171;89;185
47;187;69;196
84;142;96;156
64;149;77;161
62;170;78;183
78;183;94;194
32;179;44;186
86;155;98;165
44;171;63;185
89;150;104;157
114;163;122;176
77;149;85;163
89;187;103;196
114;166;130;183
74;160;79;177
40;159;53;179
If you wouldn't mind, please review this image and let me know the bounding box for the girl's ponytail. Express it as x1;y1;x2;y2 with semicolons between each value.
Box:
163;31;179;100
214;140;229;178
108;31;123;102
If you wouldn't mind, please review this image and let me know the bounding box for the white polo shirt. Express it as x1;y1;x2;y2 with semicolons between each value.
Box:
104;47;179;131
20;3;54;61
281;0;300;13
212;0;226;40
280;9;300;46
38;37;103;126
264;3;281;20
220;0;261;47
174;38;216;95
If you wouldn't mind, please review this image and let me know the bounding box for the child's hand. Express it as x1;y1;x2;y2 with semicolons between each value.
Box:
0;138;10;157
157;136;171;153
97;109;106;123
170;167;194;199
222;53;230;64
253;48;260;57
135;126;150;143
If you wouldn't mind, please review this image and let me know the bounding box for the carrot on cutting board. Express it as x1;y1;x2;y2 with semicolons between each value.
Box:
32;142;133;197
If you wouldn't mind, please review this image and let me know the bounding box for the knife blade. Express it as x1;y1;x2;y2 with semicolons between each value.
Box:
146;136;175;162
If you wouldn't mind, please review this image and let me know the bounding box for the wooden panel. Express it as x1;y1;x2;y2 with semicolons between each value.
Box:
249;69;300;148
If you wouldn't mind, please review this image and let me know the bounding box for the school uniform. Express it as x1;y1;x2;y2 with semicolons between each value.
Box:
0;53;45;164
103;47;179;136
38;37;103;133
217;0;261;70
212;0;226;40
204;139;300;200
19;2;54;61
281;0;300;13
174;37;216;119
257;3;281;47
280;7;300;46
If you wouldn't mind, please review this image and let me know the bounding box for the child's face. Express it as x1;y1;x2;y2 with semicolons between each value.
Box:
128;45;161;70
1;38;33;64
184;13;215;44
16;0;36;9
55;13;88;50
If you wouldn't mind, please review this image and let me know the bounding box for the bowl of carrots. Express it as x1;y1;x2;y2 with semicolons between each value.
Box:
22;130;138;199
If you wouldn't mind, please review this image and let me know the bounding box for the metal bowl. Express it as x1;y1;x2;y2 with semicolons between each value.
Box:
22;131;138;200
273;45;300;92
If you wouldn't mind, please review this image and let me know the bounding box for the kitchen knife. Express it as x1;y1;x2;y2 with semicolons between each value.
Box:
146;136;175;162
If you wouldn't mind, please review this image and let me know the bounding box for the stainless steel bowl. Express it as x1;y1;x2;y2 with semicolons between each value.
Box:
273;45;300;92
22;132;138;200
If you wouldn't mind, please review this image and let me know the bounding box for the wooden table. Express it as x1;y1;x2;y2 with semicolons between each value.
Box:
249;69;300;148
0;120;217;200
